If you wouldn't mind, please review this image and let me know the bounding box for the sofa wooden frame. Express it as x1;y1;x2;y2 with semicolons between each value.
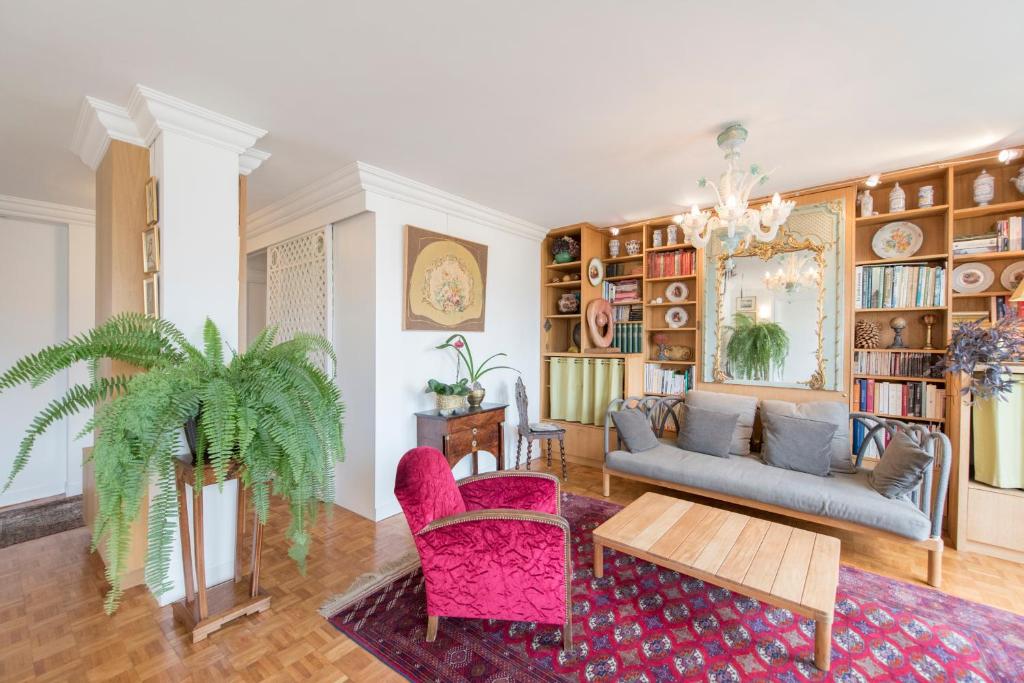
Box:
602;396;952;588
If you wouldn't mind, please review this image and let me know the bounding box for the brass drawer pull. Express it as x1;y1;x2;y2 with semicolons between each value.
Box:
472;427;478;435
471;440;478;449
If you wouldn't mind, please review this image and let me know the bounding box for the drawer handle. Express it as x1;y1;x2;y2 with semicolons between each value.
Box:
471;440;478;449
471;427;478;435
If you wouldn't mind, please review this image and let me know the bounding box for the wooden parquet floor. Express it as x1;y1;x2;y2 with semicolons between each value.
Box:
1;460;1022;682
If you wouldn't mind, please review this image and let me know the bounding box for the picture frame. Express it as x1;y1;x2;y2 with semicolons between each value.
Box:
145;176;159;226
735;295;757;314
403;225;488;331
142;226;160;274
143;274;160;318
587;257;604;286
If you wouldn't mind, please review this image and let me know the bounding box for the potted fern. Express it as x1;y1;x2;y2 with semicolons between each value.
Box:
725;313;790;382
0;313;344;613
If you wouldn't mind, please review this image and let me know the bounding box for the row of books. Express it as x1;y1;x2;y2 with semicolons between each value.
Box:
605;263;640;277
855;264;945;309
852;378;945;420
612;322;643;354
610;304;643;322
851;421;942;457
644;364;692;395
953;217;1023;255
852;351;943;378
647;250;695;279
602;279;640;304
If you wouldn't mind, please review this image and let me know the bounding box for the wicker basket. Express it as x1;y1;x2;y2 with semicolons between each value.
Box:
435;393;467;413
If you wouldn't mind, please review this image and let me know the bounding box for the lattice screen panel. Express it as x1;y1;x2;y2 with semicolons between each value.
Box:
266;228;332;347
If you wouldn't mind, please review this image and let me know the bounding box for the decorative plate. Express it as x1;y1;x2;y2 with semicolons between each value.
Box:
665;281;689;303
1000;260;1024;292
665;306;689;329
871;221;924;259
587;257;604;286
952;262;995;294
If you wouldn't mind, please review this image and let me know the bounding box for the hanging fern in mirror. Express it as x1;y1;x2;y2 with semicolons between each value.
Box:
0;313;345;613
724;313;790;382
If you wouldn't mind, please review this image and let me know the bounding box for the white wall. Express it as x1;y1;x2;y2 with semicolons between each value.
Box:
366;193;541;520
0;217;69;506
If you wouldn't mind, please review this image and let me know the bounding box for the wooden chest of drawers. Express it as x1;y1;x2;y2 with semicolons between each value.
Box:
415;403;507;474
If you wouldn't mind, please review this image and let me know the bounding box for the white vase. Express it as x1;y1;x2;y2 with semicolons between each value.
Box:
918;185;934;209
889;183;906;213
652;229;663;248
608;239;620;258
1012;168;1024;196
974;170;995;206
858;189;874;217
666;225;678;246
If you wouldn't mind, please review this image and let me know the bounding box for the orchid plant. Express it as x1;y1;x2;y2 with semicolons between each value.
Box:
435;334;518;389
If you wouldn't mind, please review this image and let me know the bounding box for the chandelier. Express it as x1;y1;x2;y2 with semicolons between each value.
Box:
679;124;795;253
763;252;820;295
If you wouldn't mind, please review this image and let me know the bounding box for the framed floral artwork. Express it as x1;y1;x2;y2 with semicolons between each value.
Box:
142;226;160;274
403;225;487;331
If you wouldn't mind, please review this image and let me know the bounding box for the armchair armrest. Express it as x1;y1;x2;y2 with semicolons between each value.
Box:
415;510;571;625
457;471;560;515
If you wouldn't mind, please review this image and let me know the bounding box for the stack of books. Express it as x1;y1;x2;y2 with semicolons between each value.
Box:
852;421;941;457
954;217;1024;255
994;216;1023;252
602;279;640;304
644;364;692;395
852;350;943;377
610;304;643;322
852;378;945;421
613;322;643;353
647;250;695;279
855;264;945;309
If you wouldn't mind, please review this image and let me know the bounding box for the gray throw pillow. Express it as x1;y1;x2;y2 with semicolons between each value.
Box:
675;404;739;458
609;408;659;453
760;399;856;474
869;432;934;500
761;413;837;477
684;390;758;456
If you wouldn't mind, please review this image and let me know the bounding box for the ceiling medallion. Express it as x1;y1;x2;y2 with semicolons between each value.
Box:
679;124;795;255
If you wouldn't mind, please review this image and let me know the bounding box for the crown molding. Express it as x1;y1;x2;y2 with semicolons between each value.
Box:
248;161;546;242
239;148;272;176
71;85;268;171
0;194;95;228
127;85;267;153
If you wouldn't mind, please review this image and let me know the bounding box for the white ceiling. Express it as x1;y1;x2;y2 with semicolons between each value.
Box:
2;1;1024;228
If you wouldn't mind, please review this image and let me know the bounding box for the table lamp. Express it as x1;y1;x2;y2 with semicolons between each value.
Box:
1012;278;1024;302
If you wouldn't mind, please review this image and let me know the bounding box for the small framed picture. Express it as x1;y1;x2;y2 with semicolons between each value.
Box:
143;274;160;317
736;296;757;313
145;176;159;226
142;226;160;274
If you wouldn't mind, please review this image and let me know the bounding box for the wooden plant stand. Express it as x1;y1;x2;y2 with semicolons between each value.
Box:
172;458;271;643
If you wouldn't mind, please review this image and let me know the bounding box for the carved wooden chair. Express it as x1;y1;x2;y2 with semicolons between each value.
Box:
514;377;568;480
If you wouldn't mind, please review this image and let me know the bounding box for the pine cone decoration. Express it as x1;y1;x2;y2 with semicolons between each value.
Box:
855;320;881;349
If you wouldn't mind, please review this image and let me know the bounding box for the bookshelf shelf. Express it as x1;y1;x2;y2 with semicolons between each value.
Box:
644;301;696;307
646;274;697;282
604;274;642;282
952;249;1024;262
544;313;580;319
603;254;644;264
859;412;946;424
645;243;693;254
852;373;945;383
647;360;695;366
856;204;949;226
544;281;582;289
952;289;1014;298
609;299;643;305
855;253;948;266
855;306;947;313
854;347;946;353
952;199;1024;220
647;326;697;332
544;260;582;271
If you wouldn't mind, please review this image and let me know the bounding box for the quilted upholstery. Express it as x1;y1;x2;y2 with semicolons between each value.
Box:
394;447;571;630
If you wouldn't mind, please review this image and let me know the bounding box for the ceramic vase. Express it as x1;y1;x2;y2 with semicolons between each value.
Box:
889;183;905;213
652;229;663;248
608;239;620;258
974;170;995;206
1012;168;1024;196
858;189;874;217
918;185;934;208
625;239;641;256
666;225;678;246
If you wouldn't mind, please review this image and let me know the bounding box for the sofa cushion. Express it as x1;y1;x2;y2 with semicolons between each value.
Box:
609;408;659;452
606;445;931;540
684;390;757;456
761;412;836;477
870;432;934;500
761;399;856;473
675;404;738;458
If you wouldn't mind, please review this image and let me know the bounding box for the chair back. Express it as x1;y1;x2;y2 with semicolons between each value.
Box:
515;377;531;436
394;447;466;533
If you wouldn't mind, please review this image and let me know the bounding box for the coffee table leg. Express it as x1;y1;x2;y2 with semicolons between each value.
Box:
593;540;604;578
814;617;832;671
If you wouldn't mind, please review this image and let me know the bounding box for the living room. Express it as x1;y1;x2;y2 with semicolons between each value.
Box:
1;2;1023;681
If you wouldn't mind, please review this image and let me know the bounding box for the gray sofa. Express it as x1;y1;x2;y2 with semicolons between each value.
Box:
602;394;952;587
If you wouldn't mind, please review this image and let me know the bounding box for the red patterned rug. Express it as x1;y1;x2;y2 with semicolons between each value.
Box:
325;493;1024;682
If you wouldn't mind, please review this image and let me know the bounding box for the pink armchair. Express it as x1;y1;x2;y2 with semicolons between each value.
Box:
394;447;572;650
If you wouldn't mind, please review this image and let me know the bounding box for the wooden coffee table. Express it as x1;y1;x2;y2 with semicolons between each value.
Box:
593;492;840;671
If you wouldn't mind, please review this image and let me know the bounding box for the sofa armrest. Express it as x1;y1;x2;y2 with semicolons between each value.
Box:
457;471;560;515
851;412;952;539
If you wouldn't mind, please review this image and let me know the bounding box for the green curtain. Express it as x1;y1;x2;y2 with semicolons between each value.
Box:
548;357;624;426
